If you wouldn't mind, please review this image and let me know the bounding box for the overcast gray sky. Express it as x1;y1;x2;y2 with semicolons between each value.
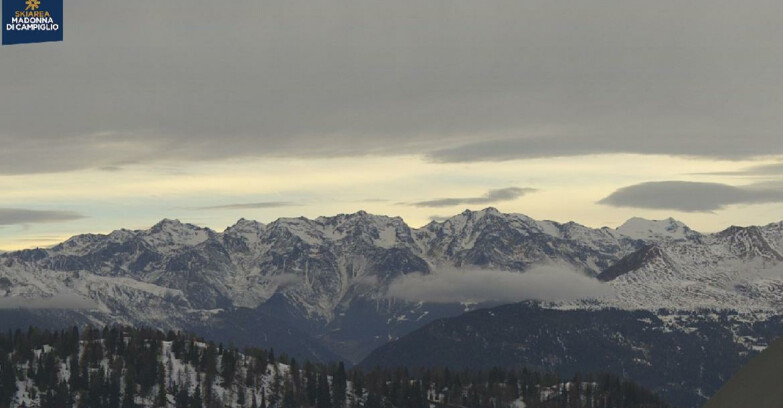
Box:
1;0;782;249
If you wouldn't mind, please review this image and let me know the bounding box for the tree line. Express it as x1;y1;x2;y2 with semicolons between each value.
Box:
0;326;670;408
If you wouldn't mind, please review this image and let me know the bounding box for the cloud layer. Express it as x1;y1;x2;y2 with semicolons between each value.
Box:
386;266;612;303
2;1;783;173
0;209;85;226
599;181;783;212
196;202;297;210
408;187;535;208
0;294;98;310
697;162;783;176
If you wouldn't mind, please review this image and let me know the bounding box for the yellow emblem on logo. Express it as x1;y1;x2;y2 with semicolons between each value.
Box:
25;0;41;11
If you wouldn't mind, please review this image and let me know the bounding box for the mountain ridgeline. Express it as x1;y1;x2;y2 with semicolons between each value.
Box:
2;209;783;407
0;325;670;408
0;208;655;363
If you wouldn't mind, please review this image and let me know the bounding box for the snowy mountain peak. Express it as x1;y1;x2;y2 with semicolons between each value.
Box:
715;225;783;261
457;207;501;218
227;218;265;232
316;210;397;225
615;217;696;241
144;219;211;250
50;233;106;255
147;218;210;237
151;218;183;228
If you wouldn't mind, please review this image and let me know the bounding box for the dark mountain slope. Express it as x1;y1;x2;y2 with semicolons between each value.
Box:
359;302;775;408
185;305;343;364
703;335;783;408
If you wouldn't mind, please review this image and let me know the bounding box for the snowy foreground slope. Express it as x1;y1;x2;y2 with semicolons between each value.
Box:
1;326;669;408
1;208;783;362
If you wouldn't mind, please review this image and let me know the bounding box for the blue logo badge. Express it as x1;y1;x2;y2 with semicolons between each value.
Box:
2;0;62;45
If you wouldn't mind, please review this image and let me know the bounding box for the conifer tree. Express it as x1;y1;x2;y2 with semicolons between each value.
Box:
122;367;137;408
191;385;204;408
237;384;246;407
332;362;347;408
155;361;168;407
316;372;332;408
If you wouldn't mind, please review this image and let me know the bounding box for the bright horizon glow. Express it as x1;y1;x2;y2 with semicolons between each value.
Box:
1;153;781;251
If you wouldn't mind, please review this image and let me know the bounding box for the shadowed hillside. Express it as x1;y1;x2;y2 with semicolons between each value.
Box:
703;336;783;408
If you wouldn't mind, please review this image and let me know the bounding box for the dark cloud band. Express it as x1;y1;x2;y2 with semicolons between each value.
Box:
598;181;783;212
408;187;536;208
694;162;783;177
196;202;296;210
0;209;85;226
1;1;783;173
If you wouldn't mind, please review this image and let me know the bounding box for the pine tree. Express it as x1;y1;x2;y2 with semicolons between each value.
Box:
68;354;81;391
221;347;237;387
191;385;204;408
0;354;16;407
109;375;121;408
122;367;137;408
333;362;347;408
155;362;168;407
316;372;332;408
175;384;189;408
282;383;296;408
237;384;246;407
305;362;317;406
245;363;256;388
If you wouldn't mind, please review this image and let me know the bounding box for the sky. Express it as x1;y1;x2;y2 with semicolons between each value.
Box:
0;0;782;250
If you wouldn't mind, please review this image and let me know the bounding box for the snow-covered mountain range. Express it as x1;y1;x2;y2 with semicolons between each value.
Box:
1;208;783;364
